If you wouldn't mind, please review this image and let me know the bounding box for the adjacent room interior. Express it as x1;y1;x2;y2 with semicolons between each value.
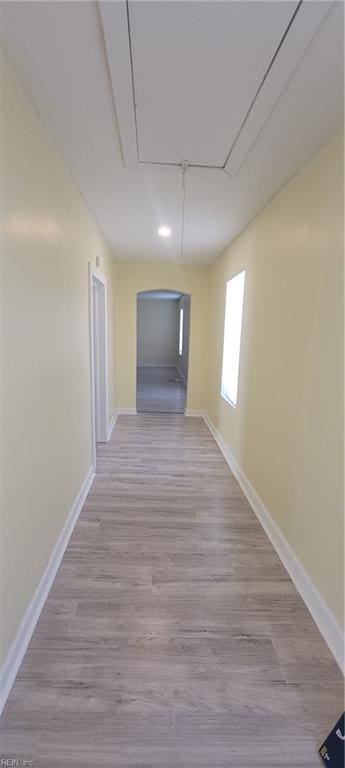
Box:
136;290;190;413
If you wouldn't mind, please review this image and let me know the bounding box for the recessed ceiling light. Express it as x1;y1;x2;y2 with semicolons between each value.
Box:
158;226;172;238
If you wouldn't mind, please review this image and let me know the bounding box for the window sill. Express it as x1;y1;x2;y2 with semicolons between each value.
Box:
221;392;236;409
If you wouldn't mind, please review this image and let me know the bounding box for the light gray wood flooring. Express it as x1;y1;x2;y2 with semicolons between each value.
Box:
0;415;343;766
137;366;186;413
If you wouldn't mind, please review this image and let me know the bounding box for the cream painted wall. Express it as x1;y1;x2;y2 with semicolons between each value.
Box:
208;127;344;630
113;261;210;411
137;298;179;366
0;51;116;666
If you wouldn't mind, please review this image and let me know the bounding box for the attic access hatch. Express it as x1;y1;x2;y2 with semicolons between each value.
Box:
99;0;331;177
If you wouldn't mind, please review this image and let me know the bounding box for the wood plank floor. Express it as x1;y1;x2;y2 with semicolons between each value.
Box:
1;415;343;766
137;366;186;413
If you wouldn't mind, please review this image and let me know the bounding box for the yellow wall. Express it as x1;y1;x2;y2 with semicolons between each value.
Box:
208;127;344;629
113;261;211;411
0;51;116;665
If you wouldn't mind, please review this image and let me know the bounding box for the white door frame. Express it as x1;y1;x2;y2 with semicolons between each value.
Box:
88;263;108;468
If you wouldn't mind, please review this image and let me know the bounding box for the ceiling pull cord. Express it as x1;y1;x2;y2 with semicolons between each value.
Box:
179;161;188;260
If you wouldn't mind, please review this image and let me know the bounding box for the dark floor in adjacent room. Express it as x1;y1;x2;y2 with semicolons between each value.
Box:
136;366;187;413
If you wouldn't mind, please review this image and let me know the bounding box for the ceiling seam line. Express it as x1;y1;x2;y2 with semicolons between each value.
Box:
222;0;303;170
128;1;302;173
179;163;187;260
126;0;140;163
97;3;129;171
138;160;223;171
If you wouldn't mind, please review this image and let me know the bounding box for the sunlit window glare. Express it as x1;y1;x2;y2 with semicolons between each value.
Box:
179;308;184;356
221;270;245;407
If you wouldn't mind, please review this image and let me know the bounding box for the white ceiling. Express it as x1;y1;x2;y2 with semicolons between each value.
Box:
1;1;343;264
128;1;299;167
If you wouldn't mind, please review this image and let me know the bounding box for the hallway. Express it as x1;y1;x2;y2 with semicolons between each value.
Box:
1;415;342;766
137;366;187;413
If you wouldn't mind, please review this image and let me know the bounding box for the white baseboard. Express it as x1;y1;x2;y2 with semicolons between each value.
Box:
200;411;344;674
0;465;95;715
107;409;119;441
108;408;138;441
184;409;205;417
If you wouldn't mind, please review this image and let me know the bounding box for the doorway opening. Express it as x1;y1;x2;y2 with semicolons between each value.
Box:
136;289;190;413
89;265;108;467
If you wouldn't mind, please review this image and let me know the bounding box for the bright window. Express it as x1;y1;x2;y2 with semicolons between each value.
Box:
179;308;184;356
221;270;245;408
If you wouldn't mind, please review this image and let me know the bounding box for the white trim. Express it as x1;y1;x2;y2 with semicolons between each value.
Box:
93;273;108;442
184;409;205;417
106;407;138;438
107;408;138;441
185;410;345;674
0;465;95;715
107;409;119;441
88;263;97;469
88;264;108;467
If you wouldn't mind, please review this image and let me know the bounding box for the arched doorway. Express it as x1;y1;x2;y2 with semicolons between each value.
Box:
136;289;191;413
